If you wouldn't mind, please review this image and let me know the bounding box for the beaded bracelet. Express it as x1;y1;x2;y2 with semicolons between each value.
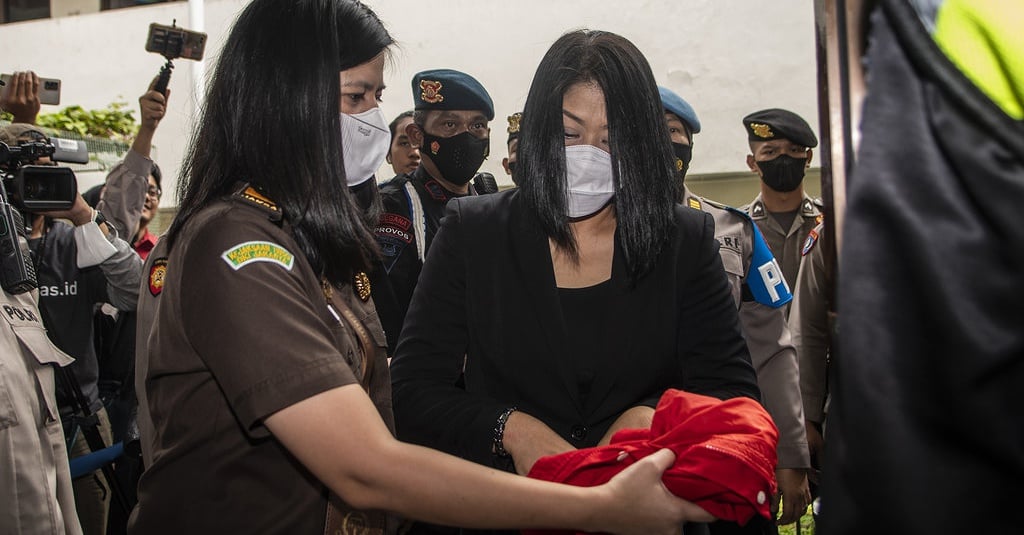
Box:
492;406;518;457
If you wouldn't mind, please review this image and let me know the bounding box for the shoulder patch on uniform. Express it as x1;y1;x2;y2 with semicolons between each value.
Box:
379;213;411;231
687;196;702;210
221;241;294;271
802;228;820;256
232;184;283;221
149;258;168;296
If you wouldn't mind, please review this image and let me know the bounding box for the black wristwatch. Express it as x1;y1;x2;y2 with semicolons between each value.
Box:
92;209;107;227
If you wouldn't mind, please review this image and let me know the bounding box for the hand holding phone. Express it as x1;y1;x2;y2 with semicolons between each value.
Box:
0;71;60;111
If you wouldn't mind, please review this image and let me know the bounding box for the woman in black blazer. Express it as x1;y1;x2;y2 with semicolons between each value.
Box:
390;29;760;502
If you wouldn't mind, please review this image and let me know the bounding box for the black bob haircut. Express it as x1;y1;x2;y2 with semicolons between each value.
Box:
165;0;393;285
517;30;679;282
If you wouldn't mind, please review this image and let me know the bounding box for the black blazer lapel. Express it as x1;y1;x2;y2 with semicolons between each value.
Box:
507;198;585;414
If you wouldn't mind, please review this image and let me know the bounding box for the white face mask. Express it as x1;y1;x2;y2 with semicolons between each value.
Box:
340;107;390;186
564;144;615;218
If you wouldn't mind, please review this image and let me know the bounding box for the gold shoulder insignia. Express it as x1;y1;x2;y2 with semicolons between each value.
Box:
420;80;444;104
354;271;371;302
687;197;702;210
233;184;283;221
750;123;773;139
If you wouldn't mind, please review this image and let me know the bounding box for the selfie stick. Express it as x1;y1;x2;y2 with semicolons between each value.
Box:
154;60;174;95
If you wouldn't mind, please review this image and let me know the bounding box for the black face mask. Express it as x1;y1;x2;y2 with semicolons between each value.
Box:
757;154;807;192
671;142;693;182
421;130;489;186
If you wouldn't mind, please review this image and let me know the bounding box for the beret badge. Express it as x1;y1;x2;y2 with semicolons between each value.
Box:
750;123;773;139
507;112;522;135
420;80;444;104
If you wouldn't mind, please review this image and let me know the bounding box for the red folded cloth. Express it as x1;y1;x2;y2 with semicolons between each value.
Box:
525;389;778;534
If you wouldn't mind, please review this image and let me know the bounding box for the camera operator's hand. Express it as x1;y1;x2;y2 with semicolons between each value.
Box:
132;77;170;159
42;193;109;234
0;71;41;124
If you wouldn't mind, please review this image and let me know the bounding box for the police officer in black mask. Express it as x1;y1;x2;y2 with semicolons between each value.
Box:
742;108;820;295
371;68;494;355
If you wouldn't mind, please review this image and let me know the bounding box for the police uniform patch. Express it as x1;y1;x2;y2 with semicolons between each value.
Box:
719;234;743;254
802;228;819;256
149;258;168;296
420;80;443;104
374;223;412;244
750;123;774;139
380;213;411;231
221;241;295;271
2;303;41;326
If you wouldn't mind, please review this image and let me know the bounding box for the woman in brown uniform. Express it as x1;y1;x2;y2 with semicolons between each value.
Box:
128;1;712;533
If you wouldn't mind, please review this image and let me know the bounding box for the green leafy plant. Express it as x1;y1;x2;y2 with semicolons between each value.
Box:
32;101;139;143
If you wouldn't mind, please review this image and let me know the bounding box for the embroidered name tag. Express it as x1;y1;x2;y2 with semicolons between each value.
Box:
221;241;294;271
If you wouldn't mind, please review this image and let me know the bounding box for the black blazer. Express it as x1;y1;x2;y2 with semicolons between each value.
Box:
390;189;759;468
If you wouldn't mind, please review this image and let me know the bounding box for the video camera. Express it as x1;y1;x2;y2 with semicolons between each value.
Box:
0;134;88;294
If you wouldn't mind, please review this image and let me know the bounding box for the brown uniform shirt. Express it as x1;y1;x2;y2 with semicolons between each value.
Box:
746;193;822;294
130;186;392;534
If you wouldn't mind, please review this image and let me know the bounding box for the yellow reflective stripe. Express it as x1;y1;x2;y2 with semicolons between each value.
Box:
933;0;1024;119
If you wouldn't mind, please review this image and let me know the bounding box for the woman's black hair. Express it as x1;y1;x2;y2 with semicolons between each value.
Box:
517;30;679;282
165;0;393;285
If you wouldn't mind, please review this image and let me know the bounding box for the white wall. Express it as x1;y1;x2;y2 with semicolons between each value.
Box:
1;0;818;203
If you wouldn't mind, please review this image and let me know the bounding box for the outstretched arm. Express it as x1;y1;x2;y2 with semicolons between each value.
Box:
265;383;714;534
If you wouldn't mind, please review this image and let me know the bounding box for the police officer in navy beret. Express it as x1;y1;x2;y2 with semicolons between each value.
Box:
742;108;821;294
371;68;494;356
660;88;811;533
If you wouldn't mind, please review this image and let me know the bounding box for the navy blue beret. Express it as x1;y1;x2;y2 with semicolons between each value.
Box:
742;108;818;148
412;69;494;121
658;86;701;134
